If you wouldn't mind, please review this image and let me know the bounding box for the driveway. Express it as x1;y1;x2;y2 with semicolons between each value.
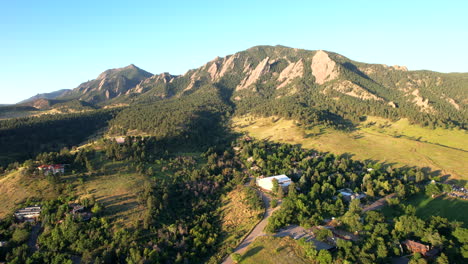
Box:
362;193;396;212
222;190;280;264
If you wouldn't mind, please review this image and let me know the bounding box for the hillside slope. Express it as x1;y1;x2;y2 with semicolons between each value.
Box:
18;89;70;104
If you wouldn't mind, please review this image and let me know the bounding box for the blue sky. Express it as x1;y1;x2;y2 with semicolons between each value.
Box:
1;0;467;104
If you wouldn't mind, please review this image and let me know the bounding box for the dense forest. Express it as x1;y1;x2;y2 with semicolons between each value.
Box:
0;109;118;166
1;137;467;263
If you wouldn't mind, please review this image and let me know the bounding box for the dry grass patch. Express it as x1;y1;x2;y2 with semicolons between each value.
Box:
207;186;264;263
239;236;310;264
77;164;148;228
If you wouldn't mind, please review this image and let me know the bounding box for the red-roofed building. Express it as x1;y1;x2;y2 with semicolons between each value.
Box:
402;240;440;258
38;164;65;175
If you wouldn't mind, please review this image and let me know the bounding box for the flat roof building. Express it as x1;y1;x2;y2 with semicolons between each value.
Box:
256;175;292;191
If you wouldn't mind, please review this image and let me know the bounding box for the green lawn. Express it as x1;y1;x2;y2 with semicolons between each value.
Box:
408;194;468;225
382;194;468;227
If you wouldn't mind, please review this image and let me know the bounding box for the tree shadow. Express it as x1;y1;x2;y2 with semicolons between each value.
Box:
340;152;355;159
242;246;264;259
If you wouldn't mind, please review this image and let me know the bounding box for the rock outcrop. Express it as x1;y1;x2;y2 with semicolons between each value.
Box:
236;57;270;90
277;59;304;89
311;50;339;84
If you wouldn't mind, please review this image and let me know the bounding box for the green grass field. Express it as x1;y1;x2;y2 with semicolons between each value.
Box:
232;115;468;180
381;193;468;227
407;194;468;225
238;236;310;264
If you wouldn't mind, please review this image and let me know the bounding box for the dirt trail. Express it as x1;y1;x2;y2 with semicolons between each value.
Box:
362;193;396;212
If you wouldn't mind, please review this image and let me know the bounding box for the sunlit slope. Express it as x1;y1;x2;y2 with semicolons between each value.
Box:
232;115;468;179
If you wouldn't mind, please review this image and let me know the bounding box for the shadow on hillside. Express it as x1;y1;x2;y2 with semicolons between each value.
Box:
342;62;371;81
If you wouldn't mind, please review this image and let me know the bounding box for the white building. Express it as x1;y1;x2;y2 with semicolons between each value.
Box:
14;206;41;221
337;189;366;201
256;175;292;191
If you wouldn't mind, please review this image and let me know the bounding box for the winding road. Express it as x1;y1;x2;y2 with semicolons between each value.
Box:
222;190;280;264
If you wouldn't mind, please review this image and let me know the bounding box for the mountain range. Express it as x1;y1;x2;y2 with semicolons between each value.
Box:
9;45;467;129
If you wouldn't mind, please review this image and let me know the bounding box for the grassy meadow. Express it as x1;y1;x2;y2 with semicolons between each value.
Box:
237;236;310;264
232;115;468;180
75;161;149;228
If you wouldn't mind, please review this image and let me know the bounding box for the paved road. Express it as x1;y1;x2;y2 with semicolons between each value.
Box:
275;225;334;250
222;190;280;264
27;223;41;253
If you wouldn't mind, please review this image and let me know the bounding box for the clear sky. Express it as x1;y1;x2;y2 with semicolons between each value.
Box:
1;0;467;104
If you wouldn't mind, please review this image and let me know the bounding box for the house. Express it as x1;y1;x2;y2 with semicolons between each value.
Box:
38;164;65;175
115;137;125;144
71;204;85;214
69;203;91;221
275;225;335;251
250;165;261;171
14;206;41;221
337;188;366;201
0;241;7;247
402;240;440;257
256;175;292;191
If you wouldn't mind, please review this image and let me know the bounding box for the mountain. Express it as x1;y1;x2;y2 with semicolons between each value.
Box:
59;64;153;104
18;89;70;104
109;45;466;131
